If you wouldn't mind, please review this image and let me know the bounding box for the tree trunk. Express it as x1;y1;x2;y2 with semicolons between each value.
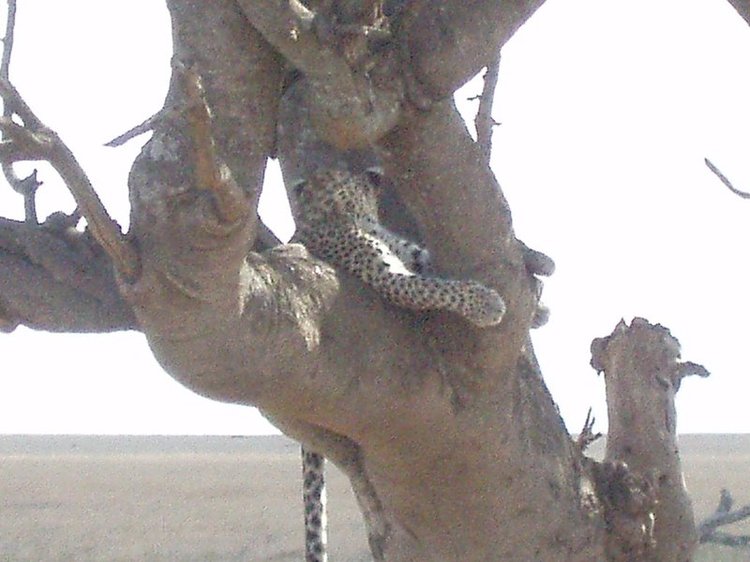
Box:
0;1;722;560
592;319;708;561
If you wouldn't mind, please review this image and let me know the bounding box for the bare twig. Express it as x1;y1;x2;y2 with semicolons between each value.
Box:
716;488;734;514
705;158;750;199
104;111;163;148
698;488;750;547
474;54;501;167
104;101;198;149
0;0;14;75
576;407;602;452
0;77;139;280
1;0;41;223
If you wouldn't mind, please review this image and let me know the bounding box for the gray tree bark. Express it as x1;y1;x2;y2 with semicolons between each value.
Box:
0;1;729;560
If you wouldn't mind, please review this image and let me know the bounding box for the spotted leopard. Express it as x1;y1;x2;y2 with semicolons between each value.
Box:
289;168;506;327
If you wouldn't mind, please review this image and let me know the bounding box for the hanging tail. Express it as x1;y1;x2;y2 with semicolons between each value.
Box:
301;446;327;562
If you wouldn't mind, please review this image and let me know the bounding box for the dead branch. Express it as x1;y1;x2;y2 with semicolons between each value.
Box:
576;408;602;452
0;0;41;223
0;0;15;75
705;158;750;199
104;111;163;148
474;55;501;167
0;77;139;280
698;488;750;547
0;4;134;331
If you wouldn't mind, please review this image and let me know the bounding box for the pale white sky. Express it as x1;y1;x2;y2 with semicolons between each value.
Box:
0;0;748;435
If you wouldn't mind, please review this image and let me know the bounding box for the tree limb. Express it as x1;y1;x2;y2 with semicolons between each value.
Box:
237;0;402;149
0;79;139;280
474;54;501;167
705;158;750;199
403;0;547;100
1;0;40;223
0;217;137;331
0;4;135;330
238;0;545;150
382;99;541;380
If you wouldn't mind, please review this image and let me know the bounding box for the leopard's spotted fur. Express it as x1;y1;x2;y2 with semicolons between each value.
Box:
290;168;506;327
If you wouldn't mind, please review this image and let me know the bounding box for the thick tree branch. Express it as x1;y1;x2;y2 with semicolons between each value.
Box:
382;99;541;380
123;1;415;429
167;0;283;203
403;0;546;100
591;318;707;561
0;217;137;331
238;0;402;149
237;0;348;83
239;0;544;150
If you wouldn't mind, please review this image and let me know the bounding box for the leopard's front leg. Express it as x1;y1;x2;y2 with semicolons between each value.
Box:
336;230;505;327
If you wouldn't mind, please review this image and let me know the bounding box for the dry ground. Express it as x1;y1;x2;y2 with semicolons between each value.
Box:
0;435;747;561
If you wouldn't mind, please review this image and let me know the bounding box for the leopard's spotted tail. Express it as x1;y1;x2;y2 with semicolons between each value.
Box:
302;446;327;562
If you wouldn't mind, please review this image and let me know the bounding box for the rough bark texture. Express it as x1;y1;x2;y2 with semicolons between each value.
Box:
0;1;723;560
0;217;136;332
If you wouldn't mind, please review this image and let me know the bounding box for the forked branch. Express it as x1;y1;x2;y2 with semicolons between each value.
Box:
0;78;139;280
0;0;138;279
1;0;40;223
576;407;602;452
698;488;750;547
